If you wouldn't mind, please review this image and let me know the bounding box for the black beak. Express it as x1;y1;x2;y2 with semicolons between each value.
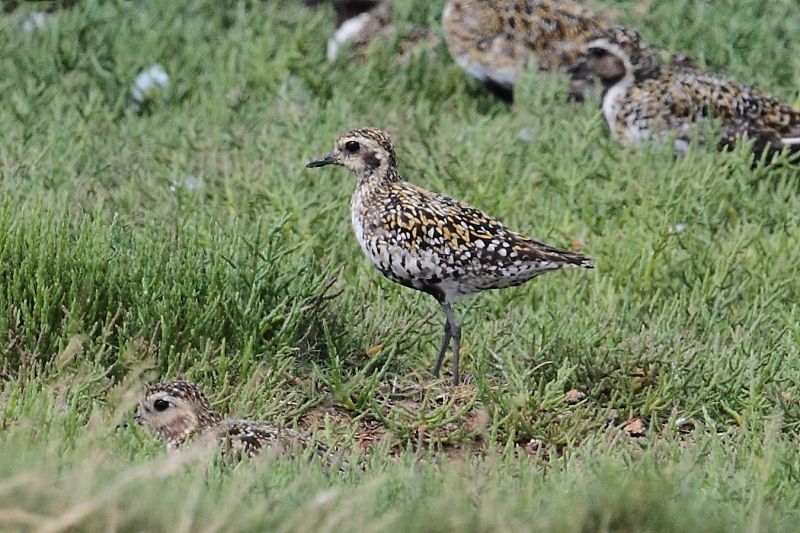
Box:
305;153;337;168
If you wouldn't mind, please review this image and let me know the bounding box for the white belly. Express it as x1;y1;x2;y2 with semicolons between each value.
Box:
602;80;631;142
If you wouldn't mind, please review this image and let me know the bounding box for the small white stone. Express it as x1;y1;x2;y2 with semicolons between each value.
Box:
517;128;535;142
672;223;687;234
21;12;51;33
171;174;202;192
130;64;170;103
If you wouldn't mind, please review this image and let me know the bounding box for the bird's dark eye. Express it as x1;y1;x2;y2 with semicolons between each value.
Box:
589;47;606;58
345;141;361;154
154;399;170;412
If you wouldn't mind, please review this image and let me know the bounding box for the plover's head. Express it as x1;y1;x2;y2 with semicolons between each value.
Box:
135;379;222;448
306;127;397;177
569;27;659;87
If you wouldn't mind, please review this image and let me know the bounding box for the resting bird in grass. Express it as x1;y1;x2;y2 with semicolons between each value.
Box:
442;0;610;102
442;0;695;103
306;128;592;385
135;379;329;461
568;27;800;161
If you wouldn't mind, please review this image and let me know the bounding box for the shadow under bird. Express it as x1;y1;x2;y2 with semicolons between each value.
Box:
568;27;800;161
306;128;593;385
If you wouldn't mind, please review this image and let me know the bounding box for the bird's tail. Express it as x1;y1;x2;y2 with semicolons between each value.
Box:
562;252;594;269
781;136;800;147
778;115;800;153
758;130;800;164
724;127;800;166
536;242;594;269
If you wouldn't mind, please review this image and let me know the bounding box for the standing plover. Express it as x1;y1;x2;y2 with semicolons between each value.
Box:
135;380;325;459
306;128;593;385
569;27;800;160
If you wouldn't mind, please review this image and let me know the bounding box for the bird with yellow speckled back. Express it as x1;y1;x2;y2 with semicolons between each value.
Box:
306;128;592;385
568;27;800;162
442;0;695;103
135;379;332;461
442;0;612;102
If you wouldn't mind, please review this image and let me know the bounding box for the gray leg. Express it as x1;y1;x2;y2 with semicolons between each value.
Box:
453;318;461;385
447;304;462;386
432;315;452;377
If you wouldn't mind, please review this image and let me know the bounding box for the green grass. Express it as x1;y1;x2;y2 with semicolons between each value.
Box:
1;0;800;530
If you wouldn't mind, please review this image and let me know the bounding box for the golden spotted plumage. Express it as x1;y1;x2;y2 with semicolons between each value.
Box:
442;0;610;101
353;177;590;295
442;1;696;102
136;380;329;460
570;27;800;159
306;127;592;384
